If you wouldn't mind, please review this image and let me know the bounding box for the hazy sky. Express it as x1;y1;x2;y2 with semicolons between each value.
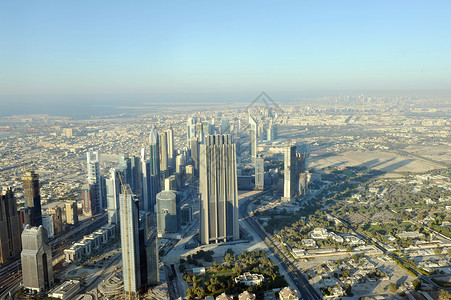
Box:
1;1;450;104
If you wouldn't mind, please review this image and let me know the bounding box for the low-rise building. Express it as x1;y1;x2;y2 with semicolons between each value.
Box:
279;287;299;300
234;272;264;286
48;280;80;300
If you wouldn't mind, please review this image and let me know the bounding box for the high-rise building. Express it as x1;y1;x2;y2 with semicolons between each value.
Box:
141;148;152;212
190;137;199;174
199;134;239;245
255;155;264;190
186;117;197;148
166;127;175;171
156;191;179;234
41;215;54;239
21;225;53;292
139;212;159;287
158;132;168;174
82;184;98;217
65;202;78;225
47;207;62;236
164;175;177;191
87;151;105;209
0;188;22;264
221;119;230;134
22;171;42;227
175;153;185;174
249;116;258;162
119;185;141;296
267;122;277;141
130;156;142;195
106;168;124;225
180;203;192;225
119;153;132;187
283;143;299;201
146;128;161;212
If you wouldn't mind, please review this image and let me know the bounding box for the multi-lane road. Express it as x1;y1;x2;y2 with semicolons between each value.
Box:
239;197;322;300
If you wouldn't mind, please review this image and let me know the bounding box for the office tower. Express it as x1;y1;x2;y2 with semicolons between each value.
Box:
164;175;177;191
22;171;42;226
199;134;239;245
267;122;278;141
196;120;204;143
65;202;78;225
190;137;199;174
139;212;159;287
202;121;212;136
158;132;168;175
166;127;175;171
41;215;54;239
187;117;197;148
175;153;185;174
149;126;160;178
47;207;62;236
119;185;141;296
130;156;142;195
106;168;123;225
283;144;299;201
21;225;53;292
181;204;192;225
249;116;258;162
255;155;264;190
156;191;180;234
119;153;132;186
0;188;22;264
82;184;98;217
87;151;105;209
221;119;230;134
141;148;150;212
185;165;194;181
148;128;161;212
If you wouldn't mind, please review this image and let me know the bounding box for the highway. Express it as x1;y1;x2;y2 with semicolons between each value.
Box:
239;197;322;300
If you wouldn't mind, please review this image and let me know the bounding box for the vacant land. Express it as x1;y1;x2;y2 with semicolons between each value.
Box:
309;150;445;174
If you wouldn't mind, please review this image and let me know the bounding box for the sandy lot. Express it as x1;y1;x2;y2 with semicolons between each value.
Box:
309;150;445;173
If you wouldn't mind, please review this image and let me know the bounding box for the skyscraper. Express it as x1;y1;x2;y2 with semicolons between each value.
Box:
199;134;239;245
158;132;168;175
106;168;124;225
190;137;199;174
283;143;299;201
186;117;197;148
47;206;62;236
22;171;42;227
21;225;53;292
0;188;22;264
249;116;258;162
82;184;98;216
119;153;132;187
166;127;175;171
87;151;105;209
139;212;159;287
148;127;161;212
221;119;230;134
156;190;180;234
119;185;141;296
65;202;78;225
255;155;264;190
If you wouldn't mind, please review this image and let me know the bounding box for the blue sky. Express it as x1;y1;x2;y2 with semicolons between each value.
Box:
1;1;450;104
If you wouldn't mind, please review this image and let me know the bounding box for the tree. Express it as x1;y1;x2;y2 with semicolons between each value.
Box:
389;282;397;293
412;279;421;291
439;289;451;300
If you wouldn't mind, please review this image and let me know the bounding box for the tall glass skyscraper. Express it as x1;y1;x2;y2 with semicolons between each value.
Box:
199;134;239;245
87;151;105;209
22;171;42;227
0;188;22;264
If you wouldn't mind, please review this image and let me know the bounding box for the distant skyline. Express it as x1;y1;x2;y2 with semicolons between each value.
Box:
1;1;451;110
